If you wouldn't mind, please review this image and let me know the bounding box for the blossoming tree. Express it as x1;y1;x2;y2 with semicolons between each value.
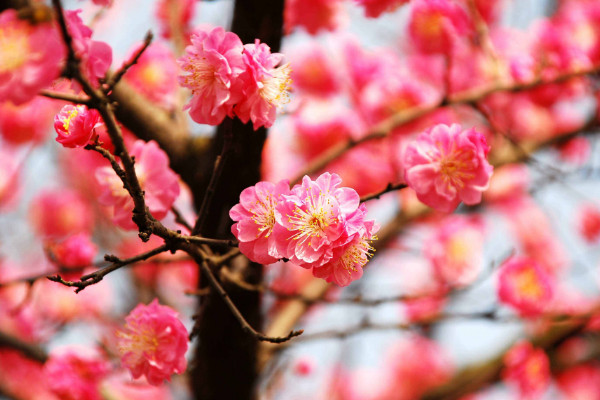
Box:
1;0;600;399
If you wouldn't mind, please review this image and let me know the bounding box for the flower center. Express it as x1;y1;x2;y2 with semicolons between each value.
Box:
439;149;476;188
62;108;79;134
0;25;30;73
514;268;544;299
181;57;218;94
250;194;277;238
339;238;375;274
287;193;336;246
260;63;292;108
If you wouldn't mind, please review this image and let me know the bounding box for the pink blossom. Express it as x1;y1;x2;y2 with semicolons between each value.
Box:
125;42;178;108
403;123;493;213
230;179;291;264
403;294;447;323
45;347;111;400
235;40;292;130
557;363;600;399
354;0;409;18
0;9;65;105
64;10;113;83
558;136;591;165
96;140;180;230
497;257;555;317
0;96;57;145
577;203;600;243
274;173;361;268
116;299;188;386
284;0;346;35
54;104;102;148
178;27;245;125
47;233;97;270
0;349;58;400
289;44;340;97
155;0;196;40
293;357;315;376
424;215;484;288
100;372;174;400
0;149;21;210
483;163;529;205
502;342;551;399
29;189;93;239
407;0;471;55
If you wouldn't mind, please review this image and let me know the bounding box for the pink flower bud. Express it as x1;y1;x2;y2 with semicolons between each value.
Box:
54;104;101;148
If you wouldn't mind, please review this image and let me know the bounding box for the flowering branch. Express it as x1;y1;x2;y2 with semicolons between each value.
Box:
103;30;153;91
39;90;91;105
47;244;170;293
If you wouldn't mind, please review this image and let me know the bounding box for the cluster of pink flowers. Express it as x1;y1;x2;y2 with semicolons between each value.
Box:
230;173;378;287
54;104;102;148
502;341;551;399
178;27;292;129
403;123;493;213
116;299;188;386
96;140;180;230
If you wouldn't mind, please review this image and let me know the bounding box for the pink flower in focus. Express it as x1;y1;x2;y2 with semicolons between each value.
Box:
274;172;360;268
64;10;113;83
0;96;57;145
425;215;484;288
54;104;102;148
45;347;111;400
230;180;291;264
125;42;178;108
408;0;471;55
403;123;493;213
0;9;65;105
497;257;555;317
29;189;93;239
577;203;600;243
284;0;346;35
96;140;180;230
557;363;600;400
502;342;551;399
47;233;97;270
116;299;188;386
178;27;245;125
354;0;409;18
235;40;292;130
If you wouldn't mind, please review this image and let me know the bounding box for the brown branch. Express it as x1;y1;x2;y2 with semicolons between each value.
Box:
0;331;48;363
171;206;193;232
103;31;153;91
360;182;408;202
48;244;170;293
39;90;90;105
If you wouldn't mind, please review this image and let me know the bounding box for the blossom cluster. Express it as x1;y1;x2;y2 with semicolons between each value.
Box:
230;173;378;287
178;27;292;130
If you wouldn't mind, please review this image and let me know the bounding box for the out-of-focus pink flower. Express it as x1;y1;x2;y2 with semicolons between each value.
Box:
100;372;174;400
235;40;292;130
116;299;188;386
29;189;93;239
92;0;113;6
0;349;59;400
47;233;97;271
558;136;591;165
425;215;484;288
407;0;471;55
45;347;111;400
273;172;360;268
124;42;178;108
483;164;529;205
230;180;291;264
557;363;600;399
289;44;340;97
155;0;196;40
0;9;65;105
497;257;555;317
178;27;245;125
403;294;447;323
96;140;180;230
0;96;57;145
54;104;102;148
403;123;493;213
577;203;600;243
284;0;346;35
293;357;315;376
65;10;112;83
502;342;551;399
0;149;21;210
354;0;409;18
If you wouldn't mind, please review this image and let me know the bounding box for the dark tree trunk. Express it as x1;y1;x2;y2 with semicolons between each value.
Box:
189;1;284;399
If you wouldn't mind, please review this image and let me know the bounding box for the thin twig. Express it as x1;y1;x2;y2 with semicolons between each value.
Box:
0;331;48;363
104;31;153;91
171;206;193;232
39;90;91;105
48;244;170;293
360;182;408;202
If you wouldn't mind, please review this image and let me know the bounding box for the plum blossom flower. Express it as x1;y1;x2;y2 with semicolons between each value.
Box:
155;0;196;40
0;9;65;105
178;27;245;125
578;203;600;243
0;96;57;145
403;123;493;212
497;257;555;317
45;347;111;400
234;40;292;130
46;233;97;272
54;104;102;148
354;0;409;18
29;189;93;239
230;180;291;264
116;299;188;386
96;140;180;230
284;0;346;35
502;342;551;399
557;363;600;399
